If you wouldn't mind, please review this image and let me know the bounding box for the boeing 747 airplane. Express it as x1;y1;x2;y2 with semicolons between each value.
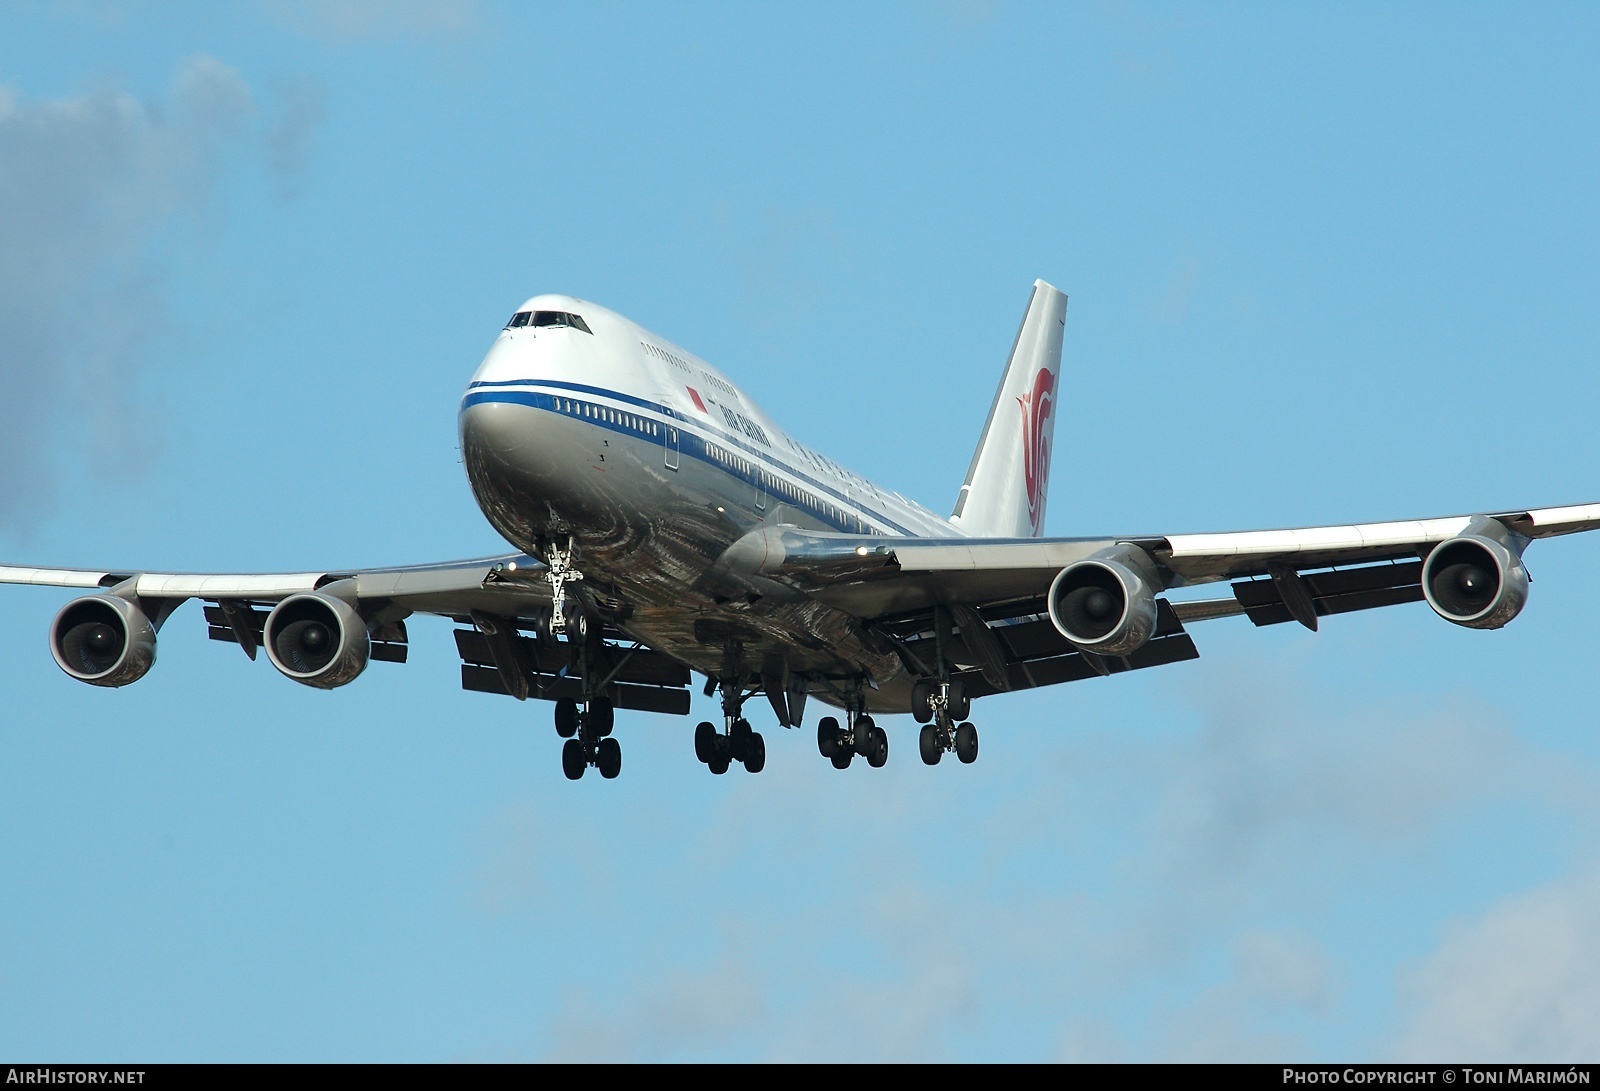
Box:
5;281;1597;780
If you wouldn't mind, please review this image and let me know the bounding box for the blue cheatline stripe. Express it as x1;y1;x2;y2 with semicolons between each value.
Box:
466;379;903;522
466;378;684;420
459;387;918;536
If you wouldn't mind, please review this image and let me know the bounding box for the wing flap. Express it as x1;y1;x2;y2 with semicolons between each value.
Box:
460;665;691;715
1230;561;1424;627
955;628;1199;700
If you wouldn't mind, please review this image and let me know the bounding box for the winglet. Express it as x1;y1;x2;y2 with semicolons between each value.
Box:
949;280;1068;538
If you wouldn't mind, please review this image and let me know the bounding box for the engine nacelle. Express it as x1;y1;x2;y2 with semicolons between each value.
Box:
263;592;370;689
50;595;157;687
1047;547;1160;656
1422;533;1529;630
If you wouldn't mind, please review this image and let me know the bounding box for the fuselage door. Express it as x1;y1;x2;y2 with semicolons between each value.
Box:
665;426;680;471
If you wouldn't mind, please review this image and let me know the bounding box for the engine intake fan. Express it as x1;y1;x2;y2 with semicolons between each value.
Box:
264;592;370;688
50;595;157;687
1422;532;1528;630
1047;546;1160;656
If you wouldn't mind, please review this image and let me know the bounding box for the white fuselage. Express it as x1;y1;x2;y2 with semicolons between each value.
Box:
455;294;957;706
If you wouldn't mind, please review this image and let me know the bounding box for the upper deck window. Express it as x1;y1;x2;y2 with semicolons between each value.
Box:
530;311;593;334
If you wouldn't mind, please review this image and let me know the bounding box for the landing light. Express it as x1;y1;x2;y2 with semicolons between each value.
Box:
508;561;518;572
856;546;869;556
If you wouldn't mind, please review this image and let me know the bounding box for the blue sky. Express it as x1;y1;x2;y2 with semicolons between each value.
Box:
2;1;1599;1061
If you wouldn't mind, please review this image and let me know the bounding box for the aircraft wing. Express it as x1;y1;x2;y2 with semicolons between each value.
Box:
722;502;1600;697
0;554;551;618
0;554;703;714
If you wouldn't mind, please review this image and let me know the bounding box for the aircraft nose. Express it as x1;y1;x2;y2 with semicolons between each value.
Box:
459;392;586;494
459;395;538;463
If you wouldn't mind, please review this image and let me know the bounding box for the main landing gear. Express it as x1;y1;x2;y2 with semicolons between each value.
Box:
814;706;889;770
694;679;767;775
554;695;622;780
911;678;979;765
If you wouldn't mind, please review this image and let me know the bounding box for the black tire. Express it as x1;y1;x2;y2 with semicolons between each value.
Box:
919;724;942;765
910;680;934;724
554;698;580;738
729;717;752;762
867;726;888;768
694;721;717;763
708;751;730;775
947;679;970;722
954;721;979;764
744;732;766;773
830;748;853;770
533;609;554;644
589;696;615;737
561;738;585;780
854;714;877;756
567;607;588;642
597;737;621;779
817;716;840;758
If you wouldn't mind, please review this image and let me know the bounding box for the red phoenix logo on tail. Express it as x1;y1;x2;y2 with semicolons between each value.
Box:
1016;368;1055;535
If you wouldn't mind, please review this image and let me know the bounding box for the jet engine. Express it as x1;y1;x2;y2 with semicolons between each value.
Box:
1422;533;1529;630
50;594;158;687
264;592;370;689
1047;546;1160;656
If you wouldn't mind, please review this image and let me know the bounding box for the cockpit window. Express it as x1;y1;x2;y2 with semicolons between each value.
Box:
530;311;593;334
505;309;592;333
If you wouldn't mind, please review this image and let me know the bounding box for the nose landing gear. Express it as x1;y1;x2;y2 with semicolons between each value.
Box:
539;537;624;782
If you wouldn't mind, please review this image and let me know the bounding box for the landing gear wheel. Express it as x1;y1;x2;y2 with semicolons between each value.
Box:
588;696;614;737
866;726;889;768
533;609;555;643
729;717;753;763
817;717;840;758
830;748;853;770
597;737;622;779
694;721;717;764
919;724;942;765
709;736;731;775
744;732;766;773
566;606;589;642
561;738;585;780
910;681;934;724
554;698;580;738
853;715;878;757
947;680;970;722
954;721;979;764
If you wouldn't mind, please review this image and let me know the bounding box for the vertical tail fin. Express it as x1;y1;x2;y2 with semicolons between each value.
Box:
949;280;1067;538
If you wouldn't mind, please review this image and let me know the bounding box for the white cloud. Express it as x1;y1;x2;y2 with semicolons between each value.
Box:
1393;867;1600;1062
0;59;247;527
0;57;322;531
470;656;1600;1060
